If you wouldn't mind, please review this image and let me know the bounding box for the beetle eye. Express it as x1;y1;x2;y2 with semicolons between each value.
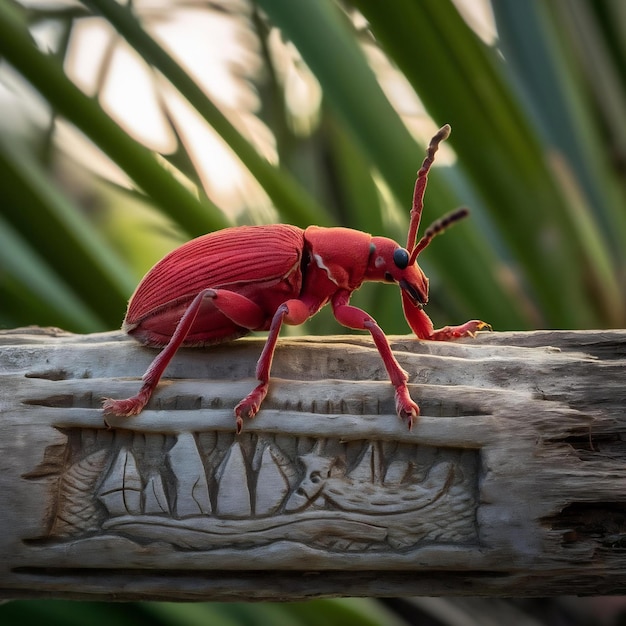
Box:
393;248;410;269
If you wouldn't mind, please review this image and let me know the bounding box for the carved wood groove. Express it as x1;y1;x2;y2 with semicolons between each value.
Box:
1;327;625;599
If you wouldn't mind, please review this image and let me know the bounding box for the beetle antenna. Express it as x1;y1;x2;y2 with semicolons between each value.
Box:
409;207;469;265
406;124;451;252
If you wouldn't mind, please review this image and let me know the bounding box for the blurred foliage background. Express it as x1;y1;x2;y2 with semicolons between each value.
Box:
2;0;626;337
1;0;626;623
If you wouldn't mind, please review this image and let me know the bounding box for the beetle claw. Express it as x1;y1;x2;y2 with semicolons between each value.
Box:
234;403;257;434
102;395;147;417
235;415;244;435
234;382;269;433
395;387;420;430
233;399;259;423
401;407;419;431
102;384;154;420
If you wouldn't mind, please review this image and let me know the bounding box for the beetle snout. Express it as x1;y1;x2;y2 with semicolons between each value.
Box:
399;279;427;308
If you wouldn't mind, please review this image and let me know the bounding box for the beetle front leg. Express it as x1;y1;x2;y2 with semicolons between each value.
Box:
402;292;490;340
234;299;313;433
428;319;491;340
332;291;419;429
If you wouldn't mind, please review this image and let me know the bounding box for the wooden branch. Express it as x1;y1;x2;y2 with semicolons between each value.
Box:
1;327;625;600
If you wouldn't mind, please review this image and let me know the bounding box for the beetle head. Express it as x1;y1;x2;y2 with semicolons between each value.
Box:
366;237;430;308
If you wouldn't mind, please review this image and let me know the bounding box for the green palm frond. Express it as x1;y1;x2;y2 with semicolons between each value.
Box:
1;0;624;331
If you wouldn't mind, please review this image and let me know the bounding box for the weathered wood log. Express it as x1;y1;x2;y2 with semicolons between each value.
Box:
0;327;625;600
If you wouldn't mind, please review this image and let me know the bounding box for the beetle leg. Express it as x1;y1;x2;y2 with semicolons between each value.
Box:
402;292;491;340
428;319;492;340
331;290;419;429
103;289;220;418
235;299;313;433
210;290;267;330
103;288;267;420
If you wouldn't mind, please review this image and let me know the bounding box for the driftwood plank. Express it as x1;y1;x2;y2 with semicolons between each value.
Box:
0;327;625;600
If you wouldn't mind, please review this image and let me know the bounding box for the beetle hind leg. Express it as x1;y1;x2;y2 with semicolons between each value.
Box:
103;288;270;424
103;288;219;420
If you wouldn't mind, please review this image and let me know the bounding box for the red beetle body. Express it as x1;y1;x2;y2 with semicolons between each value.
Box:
125;225;307;346
103;125;489;431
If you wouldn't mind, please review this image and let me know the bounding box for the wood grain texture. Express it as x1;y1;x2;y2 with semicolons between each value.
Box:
0;327;625;600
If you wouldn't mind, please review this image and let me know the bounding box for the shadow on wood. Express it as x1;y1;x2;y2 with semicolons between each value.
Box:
0;327;625;599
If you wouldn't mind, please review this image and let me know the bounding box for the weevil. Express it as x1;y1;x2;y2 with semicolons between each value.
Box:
102;124;489;432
